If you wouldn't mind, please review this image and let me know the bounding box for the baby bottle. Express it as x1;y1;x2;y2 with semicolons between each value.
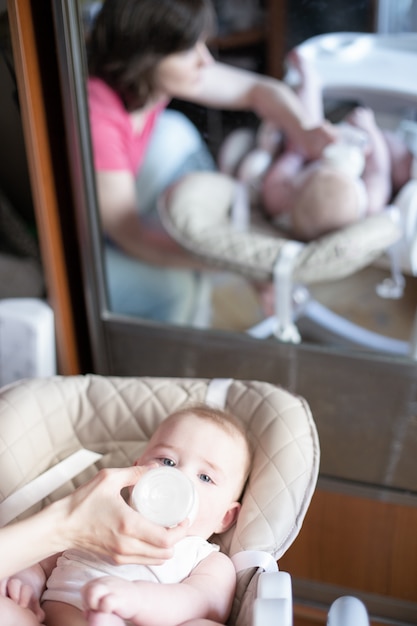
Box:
131;467;198;527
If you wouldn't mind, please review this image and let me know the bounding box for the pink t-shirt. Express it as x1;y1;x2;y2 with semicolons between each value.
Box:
87;77;167;175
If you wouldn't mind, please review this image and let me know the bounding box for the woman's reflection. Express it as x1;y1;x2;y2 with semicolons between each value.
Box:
85;0;333;325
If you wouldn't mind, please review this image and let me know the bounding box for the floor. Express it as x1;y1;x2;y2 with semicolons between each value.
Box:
210;263;417;354
308;264;417;342
211;272;264;332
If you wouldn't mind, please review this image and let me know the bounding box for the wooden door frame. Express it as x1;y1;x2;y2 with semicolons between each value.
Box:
7;0;90;373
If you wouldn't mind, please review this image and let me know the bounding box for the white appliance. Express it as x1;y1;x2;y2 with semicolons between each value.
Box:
0;298;56;387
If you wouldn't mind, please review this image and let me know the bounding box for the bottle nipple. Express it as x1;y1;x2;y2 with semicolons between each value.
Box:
131;467;198;528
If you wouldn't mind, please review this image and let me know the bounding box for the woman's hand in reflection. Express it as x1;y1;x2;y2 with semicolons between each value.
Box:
296;122;337;161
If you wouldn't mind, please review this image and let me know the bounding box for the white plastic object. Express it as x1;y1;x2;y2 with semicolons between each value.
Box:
376;207;405;299
253;572;293;626
257;571;292;599
0;298;56;387
294;32;417;110
389;182;417;276
273;241;304;343
253;598;292;626
131;467;198;527
231;181;251;231
327;596;370;626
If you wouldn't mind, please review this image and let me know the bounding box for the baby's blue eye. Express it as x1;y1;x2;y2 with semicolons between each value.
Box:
161;458;175;467
199;474;212;483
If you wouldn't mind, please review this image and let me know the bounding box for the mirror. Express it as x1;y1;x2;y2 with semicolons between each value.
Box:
54;0;417;370
73;0;417;360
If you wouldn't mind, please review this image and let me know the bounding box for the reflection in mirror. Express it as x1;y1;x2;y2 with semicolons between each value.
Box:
79;0;279;333
78;0;417;360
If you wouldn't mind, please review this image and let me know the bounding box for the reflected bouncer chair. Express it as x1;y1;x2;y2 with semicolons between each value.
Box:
158;32;417;358
0;374;369;625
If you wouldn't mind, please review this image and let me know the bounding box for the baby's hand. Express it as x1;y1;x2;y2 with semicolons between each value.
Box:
299;122;337;160
0;576;45;622
83;576;140;622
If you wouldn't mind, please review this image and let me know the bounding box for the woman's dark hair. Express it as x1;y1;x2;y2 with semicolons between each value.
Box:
87;0;215;110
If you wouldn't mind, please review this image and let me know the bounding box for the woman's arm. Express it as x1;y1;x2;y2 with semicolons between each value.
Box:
192;62;335;159
95;171;205;268
0;466;188;580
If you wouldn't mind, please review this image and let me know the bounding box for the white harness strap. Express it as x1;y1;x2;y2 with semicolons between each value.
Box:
232;550;278;573
353;177;369;218
0;449;103;526
231;181;251;231
205;378;233;409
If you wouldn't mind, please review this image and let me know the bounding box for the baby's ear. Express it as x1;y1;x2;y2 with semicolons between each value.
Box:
215;502;241;534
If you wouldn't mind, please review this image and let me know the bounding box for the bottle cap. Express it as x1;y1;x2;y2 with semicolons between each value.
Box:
131;467;198;527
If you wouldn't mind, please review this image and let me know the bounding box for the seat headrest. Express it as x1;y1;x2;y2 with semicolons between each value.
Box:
0;375;319;560
159;171;402;284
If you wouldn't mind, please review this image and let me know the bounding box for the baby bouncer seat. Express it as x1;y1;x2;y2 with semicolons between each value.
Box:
0;374;368;625
158;31;417;358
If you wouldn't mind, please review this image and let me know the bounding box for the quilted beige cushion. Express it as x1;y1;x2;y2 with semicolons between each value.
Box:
0;375;319;561
159;171;402;283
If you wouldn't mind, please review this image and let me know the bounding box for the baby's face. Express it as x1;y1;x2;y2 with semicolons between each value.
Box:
135;412;248;539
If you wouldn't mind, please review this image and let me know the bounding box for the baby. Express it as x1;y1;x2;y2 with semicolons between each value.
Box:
260;50;415;240
1;404;252;626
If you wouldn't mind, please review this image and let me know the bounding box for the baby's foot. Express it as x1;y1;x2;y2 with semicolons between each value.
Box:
87;611;125;626
346;107;391;212
346;107;390;167
345;107;378;146
286;48;324;124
